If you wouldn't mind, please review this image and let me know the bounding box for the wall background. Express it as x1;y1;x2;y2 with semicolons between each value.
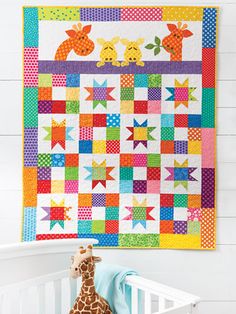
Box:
0;1;235;313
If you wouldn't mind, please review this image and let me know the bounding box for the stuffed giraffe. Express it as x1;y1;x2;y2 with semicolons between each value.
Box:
69;245;112;314
121;38;145;67
162;22;193;61
96;37;120;67
55;23;95;61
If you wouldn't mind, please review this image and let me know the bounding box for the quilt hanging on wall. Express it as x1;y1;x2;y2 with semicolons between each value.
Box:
23;6;218;249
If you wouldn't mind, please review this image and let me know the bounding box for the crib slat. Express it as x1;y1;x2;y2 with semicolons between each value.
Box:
54;279;62;314
144;291;151;314
37;284;45;314
131;286;138;314
159;296;166;312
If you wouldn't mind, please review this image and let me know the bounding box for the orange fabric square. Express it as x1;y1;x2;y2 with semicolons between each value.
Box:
106;221;119;234
188;128;201;141
23;167;37;207
160;221;174;234
80;114;93;127
38;87;52;101
65;154;79;167
106;194;119;207
78;194;92;207
161;141;174;154
121;74;134;87
188;194;201;208
120;154;133;166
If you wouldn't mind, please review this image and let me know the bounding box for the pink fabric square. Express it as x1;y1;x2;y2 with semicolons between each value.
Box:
78;207;92;220
175;88;188;101
65;180;78;193
187;208;202;221
148;101;161;114
52;74;66;87
147;180;160;193
202;128;214;168
80;127;93;140
134;154;147;167
24;47;38;87
121;8;162;21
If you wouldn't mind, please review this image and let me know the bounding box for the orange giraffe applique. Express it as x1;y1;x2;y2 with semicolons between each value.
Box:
162;22;193;61
55;23;95;61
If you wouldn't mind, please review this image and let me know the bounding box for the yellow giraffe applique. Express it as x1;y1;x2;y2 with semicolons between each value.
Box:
96;37;120;67
121;38;145;67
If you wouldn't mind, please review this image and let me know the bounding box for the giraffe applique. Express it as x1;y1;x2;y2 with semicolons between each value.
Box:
162;22;193;61
121;38;145;67
96;37;120;67
55;23;95;61
70;245;112;314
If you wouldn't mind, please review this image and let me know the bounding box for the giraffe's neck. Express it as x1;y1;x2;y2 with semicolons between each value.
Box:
170;49;182;62
80;272;96;296
55;38;73;61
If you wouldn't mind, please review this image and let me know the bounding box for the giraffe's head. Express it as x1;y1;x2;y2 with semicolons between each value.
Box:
65;23;95;56
162;22;193;59
70;245;101;279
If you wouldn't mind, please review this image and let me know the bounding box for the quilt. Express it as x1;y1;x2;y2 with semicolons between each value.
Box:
23;6;218;249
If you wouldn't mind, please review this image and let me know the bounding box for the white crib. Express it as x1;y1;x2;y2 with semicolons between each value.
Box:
0;239;200;314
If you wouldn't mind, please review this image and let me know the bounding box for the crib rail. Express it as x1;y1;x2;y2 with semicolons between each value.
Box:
0;269;200;314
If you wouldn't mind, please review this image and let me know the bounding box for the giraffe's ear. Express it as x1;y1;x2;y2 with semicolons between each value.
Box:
167;24;177;32
83;25;92;34
136;38;144;45
93;256;102;263
121;38;129;46
182;29;193;38
66;29;77;38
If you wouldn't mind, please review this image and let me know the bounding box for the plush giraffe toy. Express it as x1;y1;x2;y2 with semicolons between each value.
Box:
69;245;112;314
162;22;193;61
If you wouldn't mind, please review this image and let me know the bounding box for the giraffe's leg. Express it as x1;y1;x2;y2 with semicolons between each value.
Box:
96;61;105;67
121;60;129;67
136;60;145;67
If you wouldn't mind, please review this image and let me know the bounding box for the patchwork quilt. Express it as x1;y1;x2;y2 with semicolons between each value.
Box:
23;6;218;249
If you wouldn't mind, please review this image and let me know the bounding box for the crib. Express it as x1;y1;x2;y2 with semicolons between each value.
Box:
0;239;200;314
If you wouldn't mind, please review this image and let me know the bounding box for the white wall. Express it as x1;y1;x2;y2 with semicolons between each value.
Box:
0;1;236;313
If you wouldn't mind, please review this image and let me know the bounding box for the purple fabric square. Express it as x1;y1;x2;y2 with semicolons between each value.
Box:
92;194;106;206
174;141;188;154
202;168;215;208
80;8;121;21
93;88;107;100
38;167;51;180
24;128;38;166
133;180;147;193
38;101;52;114
148;88;161;100
174;221;187;234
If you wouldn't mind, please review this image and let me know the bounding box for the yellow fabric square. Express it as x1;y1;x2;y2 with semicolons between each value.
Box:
188;141;201;154
120;101;134;114
93;140;106;153
134;127;147;140
162;7;203;21
51;180;64;193
66;88;80;101
160;234;201;249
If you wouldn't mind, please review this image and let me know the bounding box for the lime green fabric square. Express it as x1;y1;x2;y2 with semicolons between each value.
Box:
92;220;105;233
161;127;174;140
188;221;200;235
106;128;120;140
38;74;52;87
119;234;160;248
120;167;133;180
174;194;188;207
121;88;134;100
93;167;106;180
147;154;160;167
148;74;161;87
66;101;79;113
65;167;78;180
133;207;146;220
38;154;51;167
39;7;80;21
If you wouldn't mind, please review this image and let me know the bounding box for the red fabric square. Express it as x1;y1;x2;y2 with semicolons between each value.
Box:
65;154;79;167
50;207;64;220
147;167;160;180
175;114;188;127
106;140;120;153
37;180;51;193
106;220;119;234
52;101;66;113
160;194;174;207
93;114;106;127
134;101;148;114
202;48;215;88
161;141;174;154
